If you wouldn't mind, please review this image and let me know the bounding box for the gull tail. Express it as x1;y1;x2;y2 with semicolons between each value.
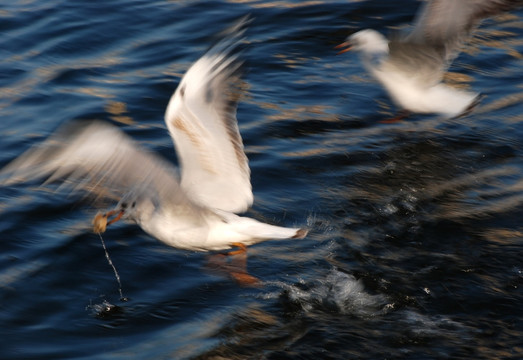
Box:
215;211;308;245
239;219;308;241
426;84;479;118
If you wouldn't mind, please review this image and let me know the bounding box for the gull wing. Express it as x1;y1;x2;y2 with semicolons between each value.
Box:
407;0;521;65
164;18;253;214
388;0;521;86
386;37;448;87
0;121;194;209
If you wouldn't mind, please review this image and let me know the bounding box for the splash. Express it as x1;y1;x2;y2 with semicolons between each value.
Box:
86;299;123;318
266;269;390;317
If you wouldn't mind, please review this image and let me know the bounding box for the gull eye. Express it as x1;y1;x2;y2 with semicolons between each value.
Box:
121;202;128;209
132;201;136;208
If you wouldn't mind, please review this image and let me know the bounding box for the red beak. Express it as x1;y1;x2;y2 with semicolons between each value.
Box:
334;41;352;55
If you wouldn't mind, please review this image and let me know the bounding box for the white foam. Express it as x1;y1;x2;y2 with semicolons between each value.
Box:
86;299;118;317
398;310;475;339
265;269;390;317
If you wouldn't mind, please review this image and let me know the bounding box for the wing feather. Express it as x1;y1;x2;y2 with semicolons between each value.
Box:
164;18;253;213
388;0;522;86
0;121;194;209
407;0;522;64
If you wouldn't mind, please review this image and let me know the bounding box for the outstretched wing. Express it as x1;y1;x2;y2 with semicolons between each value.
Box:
0;121;193;209
164;17;253;214
407;0;521;65
388;0;522;86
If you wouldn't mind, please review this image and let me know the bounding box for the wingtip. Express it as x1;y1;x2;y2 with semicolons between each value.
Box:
229;14;254;34
230;14;254;31
206;14;253;57
454;92;484;119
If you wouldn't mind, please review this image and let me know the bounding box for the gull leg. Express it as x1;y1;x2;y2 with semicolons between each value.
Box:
226;242;248;256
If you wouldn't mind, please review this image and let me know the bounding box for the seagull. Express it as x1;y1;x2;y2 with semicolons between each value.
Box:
336;0;522;118
0;19;308;257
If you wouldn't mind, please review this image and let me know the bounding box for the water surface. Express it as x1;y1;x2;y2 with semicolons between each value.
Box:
1;1;522;359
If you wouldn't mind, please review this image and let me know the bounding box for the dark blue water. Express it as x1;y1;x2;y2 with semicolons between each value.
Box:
1;1;522;359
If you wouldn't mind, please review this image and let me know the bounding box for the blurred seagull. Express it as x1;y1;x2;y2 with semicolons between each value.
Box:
336;0;522;118
0;18;307;255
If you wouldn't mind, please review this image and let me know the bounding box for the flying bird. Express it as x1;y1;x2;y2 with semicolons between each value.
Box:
336;0;522;118
0;19;307;259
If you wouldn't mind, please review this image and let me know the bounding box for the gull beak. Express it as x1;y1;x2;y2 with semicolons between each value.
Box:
106;209;125;226
335;41;352;55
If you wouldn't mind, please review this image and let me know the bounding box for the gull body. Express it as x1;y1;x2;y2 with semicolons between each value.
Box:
340;0;522;117
0;19;307;252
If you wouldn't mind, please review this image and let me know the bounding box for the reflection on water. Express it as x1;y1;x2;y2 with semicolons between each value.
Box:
105;101;134;125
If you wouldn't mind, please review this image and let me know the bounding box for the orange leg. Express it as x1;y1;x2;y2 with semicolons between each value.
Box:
226;242;248;256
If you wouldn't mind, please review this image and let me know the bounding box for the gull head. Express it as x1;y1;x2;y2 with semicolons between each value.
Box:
348;29;389;54
114;191;156;223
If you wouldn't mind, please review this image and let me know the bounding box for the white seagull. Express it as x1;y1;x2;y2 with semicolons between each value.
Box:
0;20;307;255
336;0;522;118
